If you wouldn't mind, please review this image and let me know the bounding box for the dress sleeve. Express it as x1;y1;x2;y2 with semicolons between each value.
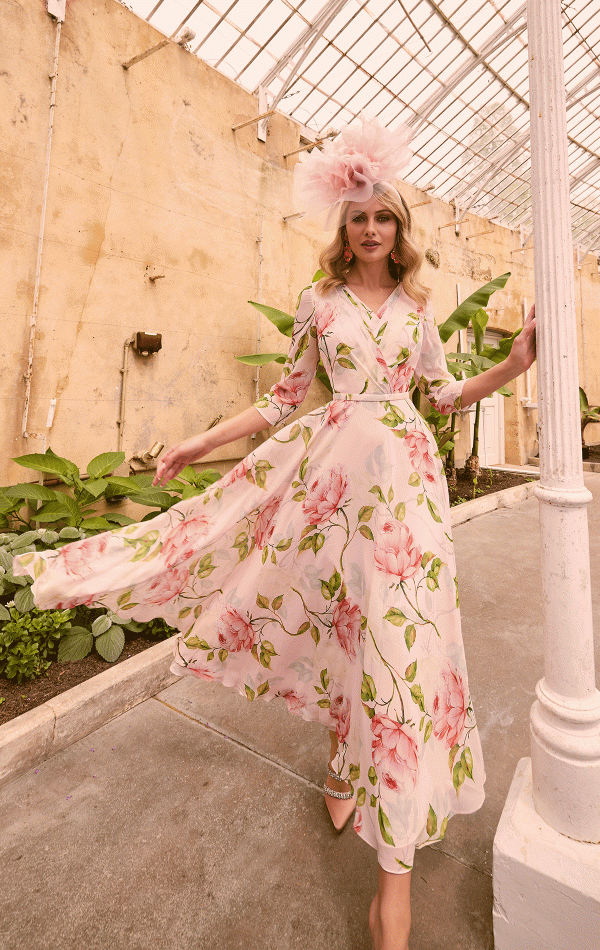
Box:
414;301;465;415
253;285;319;426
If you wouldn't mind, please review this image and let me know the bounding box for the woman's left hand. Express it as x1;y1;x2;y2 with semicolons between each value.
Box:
509;304;536;374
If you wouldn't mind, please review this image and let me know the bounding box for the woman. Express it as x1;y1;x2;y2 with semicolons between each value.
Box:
16;117;535;950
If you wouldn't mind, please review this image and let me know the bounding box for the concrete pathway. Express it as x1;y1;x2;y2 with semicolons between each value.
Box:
1;475;599;950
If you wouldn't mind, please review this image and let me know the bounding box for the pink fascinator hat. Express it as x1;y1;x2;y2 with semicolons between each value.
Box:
294;114;413;228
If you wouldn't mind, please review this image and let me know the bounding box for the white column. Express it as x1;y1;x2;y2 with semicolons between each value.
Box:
527;0;600;842
493;5;600;947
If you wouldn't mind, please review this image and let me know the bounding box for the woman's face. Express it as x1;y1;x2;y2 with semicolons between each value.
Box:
344;197;398;265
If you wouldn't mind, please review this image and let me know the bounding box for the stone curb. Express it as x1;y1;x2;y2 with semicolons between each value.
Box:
0;636;178;790
450;479;538;527
0;479;539;790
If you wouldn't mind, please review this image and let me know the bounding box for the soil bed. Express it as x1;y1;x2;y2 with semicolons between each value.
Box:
0;468;533;727
0;636;162;726
446;466;533;508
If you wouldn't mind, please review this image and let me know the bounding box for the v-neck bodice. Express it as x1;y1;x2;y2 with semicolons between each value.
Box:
253;281;465;425
342;283;401;320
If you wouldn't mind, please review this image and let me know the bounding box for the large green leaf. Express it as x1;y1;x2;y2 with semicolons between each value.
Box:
247;301;294;336
80;478;108;499
128;489;173;509
438;273;511;342
34;500;75;520
80;517;114;530
58;628;94;662
12;448;79;482
95;626;125;662
105;476;144;494
3;483;59;502
14;585;34;613
103;512;137;526
236;352;287;366
86;452;125;479
471;307;489;355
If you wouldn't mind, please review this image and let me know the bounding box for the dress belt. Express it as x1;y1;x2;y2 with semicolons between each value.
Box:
333;391;412;402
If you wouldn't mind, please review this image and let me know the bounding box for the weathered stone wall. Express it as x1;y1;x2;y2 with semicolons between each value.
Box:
1;0;598;489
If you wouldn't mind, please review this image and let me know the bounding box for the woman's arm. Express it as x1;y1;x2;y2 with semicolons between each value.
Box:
153;407;269;486
461;305;536;409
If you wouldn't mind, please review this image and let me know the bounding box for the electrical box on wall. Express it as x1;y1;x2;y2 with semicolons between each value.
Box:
133;332;162;355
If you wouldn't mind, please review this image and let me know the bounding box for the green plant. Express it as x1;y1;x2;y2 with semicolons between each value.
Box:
580;388;600;452
236;270;333;393
0;605;74;682
1;450;221;533
437;273;517;480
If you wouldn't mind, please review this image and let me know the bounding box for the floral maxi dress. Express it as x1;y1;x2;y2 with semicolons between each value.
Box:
15;282;486;873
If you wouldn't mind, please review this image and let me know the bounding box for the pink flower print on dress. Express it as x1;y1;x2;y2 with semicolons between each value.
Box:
253;495;282;550
272;369;313;407
280;688;307;714
322;401;353;429
138;564;189;605
332;598;362;660
432;661;468;750
302;464;349;526
376;351;412;393
353;810;363;833
314;303;338;337
371;714;419;792
161;515;212;567
55;592;97;610
387;362;413;393
57;534;109;579
220;459;248;488
404;430;437;483
330;690;351;742
188;666;217;682
374;519;422;581
217;606;257;653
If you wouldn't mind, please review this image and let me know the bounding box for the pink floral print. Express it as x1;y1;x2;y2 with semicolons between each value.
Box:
404;430;437;483
161;515;211;566
331;690;351;742
253;495;282;549
137;565;189;605
217;606;257;653
280;688;308;714
332;597;362;659
272;369;313;407
432;661;468;750
314;302;338;337
220;459;248;488
302;464;348;525
371;715;419;792
58;534;108;578
322;401;353;428
374;519;422;581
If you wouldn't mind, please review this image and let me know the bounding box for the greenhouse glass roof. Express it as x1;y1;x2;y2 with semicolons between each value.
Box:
126;0;600;255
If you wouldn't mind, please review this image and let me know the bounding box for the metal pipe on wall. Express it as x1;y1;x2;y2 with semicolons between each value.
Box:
22;12;63;440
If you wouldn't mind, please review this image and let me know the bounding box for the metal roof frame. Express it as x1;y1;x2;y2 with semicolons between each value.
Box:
126;0;600;257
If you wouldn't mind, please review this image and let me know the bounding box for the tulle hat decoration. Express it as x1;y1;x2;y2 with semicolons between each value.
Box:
294;114;413;228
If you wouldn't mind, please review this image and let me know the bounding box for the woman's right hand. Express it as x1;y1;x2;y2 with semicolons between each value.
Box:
153;433;213;486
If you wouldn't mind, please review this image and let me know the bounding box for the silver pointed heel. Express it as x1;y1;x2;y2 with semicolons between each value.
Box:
324;763;356;833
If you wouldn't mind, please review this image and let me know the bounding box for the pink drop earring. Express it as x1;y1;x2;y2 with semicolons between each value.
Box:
343;240;353;263
390;249;400;264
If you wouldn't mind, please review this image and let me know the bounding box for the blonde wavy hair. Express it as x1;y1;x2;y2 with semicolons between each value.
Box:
316;185;429;307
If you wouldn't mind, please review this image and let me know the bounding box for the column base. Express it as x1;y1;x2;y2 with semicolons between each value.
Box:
493;758;600;950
